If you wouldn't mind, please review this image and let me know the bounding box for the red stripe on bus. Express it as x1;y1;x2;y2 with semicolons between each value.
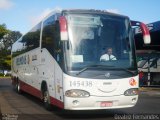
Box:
18;80;64;108
19;80;42;99
50;97;64;109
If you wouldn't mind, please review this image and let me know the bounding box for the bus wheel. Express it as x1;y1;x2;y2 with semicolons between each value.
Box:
43;88;52;111
16;80;22;94
12;78;18;91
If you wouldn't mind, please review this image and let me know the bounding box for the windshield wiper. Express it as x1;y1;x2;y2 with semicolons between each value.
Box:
76;65;137;76
76;65;114;76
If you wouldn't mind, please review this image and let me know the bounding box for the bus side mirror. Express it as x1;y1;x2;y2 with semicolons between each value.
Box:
131;20;151;45
139;22;151;44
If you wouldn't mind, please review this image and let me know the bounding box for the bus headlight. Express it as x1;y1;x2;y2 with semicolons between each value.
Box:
65;89;90;98
124;88;139;96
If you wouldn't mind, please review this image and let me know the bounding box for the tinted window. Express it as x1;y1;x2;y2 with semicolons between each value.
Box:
12;37;25;57
22;22;41;51
12;22;41;57
42;15;60;56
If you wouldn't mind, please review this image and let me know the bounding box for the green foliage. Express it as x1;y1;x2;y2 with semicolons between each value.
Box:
0;57;11;70
0;47;11;71
5;55;11;66
0;73;11;77
1;30;22;50
0;23;22;71
0;24;9;39
0;73;4;76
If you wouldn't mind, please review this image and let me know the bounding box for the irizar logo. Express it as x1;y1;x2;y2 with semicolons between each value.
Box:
105;72;110;78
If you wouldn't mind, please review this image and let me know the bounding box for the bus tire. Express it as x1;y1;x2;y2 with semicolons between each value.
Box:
12;77;17;91
43;86;52;111
16;79;22;94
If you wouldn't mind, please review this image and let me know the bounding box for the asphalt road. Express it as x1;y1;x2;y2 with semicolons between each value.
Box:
0;78;160;120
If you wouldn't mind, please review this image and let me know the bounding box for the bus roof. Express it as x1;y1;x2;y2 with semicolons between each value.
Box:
62;9;129;18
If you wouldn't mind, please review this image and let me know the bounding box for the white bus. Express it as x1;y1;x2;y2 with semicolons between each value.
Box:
135;21;160;86
11;9;150;110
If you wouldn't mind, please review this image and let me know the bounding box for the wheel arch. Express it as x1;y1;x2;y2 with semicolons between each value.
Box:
41;80;48;92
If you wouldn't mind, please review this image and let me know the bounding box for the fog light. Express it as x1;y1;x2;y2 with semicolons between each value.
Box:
73;100;79;106
132;97;137;103
65;89;90;98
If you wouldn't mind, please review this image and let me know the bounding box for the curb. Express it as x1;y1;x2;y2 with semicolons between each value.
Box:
0;77;11;80
139;87;160;91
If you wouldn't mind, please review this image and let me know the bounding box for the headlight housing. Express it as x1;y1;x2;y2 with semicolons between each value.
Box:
124;88;139;96
65;89;90;98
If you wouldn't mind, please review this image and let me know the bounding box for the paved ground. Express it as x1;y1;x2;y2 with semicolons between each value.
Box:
0;78;160;120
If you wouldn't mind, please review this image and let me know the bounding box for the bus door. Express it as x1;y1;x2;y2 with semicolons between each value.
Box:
40;48;55;95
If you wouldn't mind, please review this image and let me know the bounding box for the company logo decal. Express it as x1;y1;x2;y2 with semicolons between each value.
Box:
129;78;137;86
105;73;110;78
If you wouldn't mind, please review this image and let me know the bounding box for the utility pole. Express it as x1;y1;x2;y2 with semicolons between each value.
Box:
147;53;151;86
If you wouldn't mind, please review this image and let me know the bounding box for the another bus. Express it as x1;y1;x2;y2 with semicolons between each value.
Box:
11;9;150;110
135;21;160;86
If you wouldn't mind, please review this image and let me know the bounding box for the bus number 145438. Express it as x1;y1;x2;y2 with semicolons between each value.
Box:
69;81;93;87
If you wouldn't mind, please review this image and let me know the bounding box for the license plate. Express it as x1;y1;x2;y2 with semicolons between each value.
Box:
100;101;113;107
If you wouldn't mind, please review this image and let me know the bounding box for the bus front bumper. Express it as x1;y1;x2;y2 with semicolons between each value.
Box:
64;95;138;110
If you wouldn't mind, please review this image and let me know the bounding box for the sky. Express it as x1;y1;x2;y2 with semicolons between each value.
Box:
0;0;160;34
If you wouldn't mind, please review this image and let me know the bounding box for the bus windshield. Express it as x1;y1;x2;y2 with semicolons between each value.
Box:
64;13;137;75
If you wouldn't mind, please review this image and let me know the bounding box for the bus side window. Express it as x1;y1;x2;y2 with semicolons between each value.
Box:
54;21;62;63
42;15;61;63
42;15;56;56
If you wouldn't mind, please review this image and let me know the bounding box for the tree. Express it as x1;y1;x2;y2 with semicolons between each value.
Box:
0;24;9;39
2;31;22;50
0;48;9;74
0;31;22;72
0;24;22;73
